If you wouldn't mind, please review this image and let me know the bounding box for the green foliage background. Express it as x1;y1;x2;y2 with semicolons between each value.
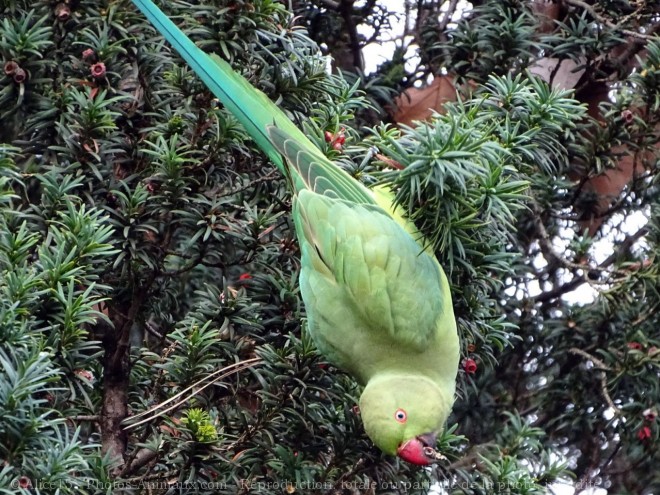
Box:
0;0;658;494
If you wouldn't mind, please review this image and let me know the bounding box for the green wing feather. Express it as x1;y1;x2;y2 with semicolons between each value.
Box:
266;127;374;204
294;191;444;354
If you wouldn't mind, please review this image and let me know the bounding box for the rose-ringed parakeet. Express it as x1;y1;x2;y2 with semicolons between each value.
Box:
130;0;460;465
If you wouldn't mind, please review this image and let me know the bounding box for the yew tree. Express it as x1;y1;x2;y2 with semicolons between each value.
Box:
0;0;658;494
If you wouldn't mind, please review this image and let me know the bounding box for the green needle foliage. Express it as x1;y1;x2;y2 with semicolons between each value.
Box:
0;0;658;494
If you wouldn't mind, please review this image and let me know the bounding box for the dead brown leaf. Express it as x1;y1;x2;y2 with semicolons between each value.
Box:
393;76;457;126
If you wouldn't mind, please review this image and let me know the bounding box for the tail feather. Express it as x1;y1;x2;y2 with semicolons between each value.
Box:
132;0;293;169
131;0;376;205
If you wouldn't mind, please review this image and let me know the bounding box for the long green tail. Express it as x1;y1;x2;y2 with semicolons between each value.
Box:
131;0;375;205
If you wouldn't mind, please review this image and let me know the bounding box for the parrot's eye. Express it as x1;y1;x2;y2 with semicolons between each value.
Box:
394;409;407;423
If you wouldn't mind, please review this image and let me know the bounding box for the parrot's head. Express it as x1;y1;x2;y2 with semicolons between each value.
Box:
359;374;453;465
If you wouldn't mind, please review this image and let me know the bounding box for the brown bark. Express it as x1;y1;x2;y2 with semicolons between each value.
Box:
100;283;152;471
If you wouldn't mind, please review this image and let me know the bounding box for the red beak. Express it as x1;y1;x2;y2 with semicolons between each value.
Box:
396;432;438;465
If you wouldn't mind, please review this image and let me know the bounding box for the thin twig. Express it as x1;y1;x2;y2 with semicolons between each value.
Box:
70;415;100;422
564;0;655;41
216;169;279;198
534;227;648;303
568;348;622;416
123;358;261;429
338;0;365;71
438;0;460;32
568;347;612;371
144;320;169;341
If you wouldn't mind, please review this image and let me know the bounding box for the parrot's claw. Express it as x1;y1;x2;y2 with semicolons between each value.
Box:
423;446;448;463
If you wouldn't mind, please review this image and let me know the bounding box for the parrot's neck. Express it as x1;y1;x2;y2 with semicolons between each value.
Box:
361;370;457;426
362;371;455;406
356;344;459;389
362;370;456;413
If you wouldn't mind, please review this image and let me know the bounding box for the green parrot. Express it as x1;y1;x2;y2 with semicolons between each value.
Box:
131;0;460;465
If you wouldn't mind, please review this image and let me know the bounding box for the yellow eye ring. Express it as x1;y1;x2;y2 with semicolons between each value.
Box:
394;408;407;423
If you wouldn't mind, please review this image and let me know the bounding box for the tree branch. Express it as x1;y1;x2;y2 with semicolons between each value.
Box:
534;226;648;304
563;0;656;41
438;0;460;33
338;0;365;71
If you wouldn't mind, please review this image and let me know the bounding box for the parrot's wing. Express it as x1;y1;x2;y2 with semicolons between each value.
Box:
267;126;375;204
294;189;445;350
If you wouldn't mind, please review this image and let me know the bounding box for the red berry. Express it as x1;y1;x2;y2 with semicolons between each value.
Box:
324;131;333;143
12;67;27;84
55;3;71;21
91;62;106;79
3;61;19;76
637;426;651;441
82;48;96;62
463;358;478;374
621;109;634;124
74;369;94;382
627;342;643;350
238;273;252;281
332;141;343;151
643;408;657;422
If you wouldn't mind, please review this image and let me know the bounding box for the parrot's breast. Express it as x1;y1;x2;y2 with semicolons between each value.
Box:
292;189;459;387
